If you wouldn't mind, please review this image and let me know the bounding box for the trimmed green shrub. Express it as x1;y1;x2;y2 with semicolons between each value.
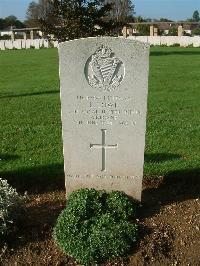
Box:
0;178;25;236
170;43;180;47
54;189;138;265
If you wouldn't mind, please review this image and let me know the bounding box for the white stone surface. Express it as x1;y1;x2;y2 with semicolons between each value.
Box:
148;36;161;45
34;39;40;49
5;40;13;49
135;36;148;43
192;36;200;47
127;36;136;40
39;39;44;47
0;40;5;50
179;36;193;47
21;40;26;49
26;39;31;49
43;39;49;48
13;40;22;49
59;37;149;201
53;41;59;48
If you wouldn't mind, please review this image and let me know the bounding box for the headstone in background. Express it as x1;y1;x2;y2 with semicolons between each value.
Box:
26;39;31;49
43;40;49;48
34;39;40;49
39;39;44;48
5;40;13;49
13;40;22;49
59;37;149;201
21;40;26;49
0;40;5;50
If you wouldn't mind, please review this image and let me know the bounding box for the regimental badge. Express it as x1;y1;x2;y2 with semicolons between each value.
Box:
85;45;125;91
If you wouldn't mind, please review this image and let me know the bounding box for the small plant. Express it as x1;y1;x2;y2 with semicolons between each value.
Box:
187;44;194;48
54;189;138;265
0;178;25;236
170;43;180;47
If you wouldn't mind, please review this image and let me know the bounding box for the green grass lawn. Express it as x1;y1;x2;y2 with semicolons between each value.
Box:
0;47;199;192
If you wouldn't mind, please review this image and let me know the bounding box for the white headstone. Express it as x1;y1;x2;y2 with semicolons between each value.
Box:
26;39;31;49
193;36;200;47
34;39;40;49
39;39;44;48
180;36;193;47
0;40;5;50
53;41;59;48
43;39;49;48
135;36;148;43
5;40;13;49
59;37;149;201
21;40;26;49
13;40;22;49
148;36;161;46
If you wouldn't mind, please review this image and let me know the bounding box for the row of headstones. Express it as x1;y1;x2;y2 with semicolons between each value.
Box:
1;36;200;50
0;39;59;50
128;35;200;47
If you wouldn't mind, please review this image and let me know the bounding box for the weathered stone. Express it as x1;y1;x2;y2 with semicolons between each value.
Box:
13;40;22;49
5;40;13;49
34;39;40;49
59;37;149;201
150;25;154;36
43;39;49;48
178;25;184;36
26;39;31;49
154;27;158;36
0;40;5;50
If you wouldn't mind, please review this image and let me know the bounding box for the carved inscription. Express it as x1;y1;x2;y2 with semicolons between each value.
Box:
66;174;137;179
72;95;142;127
85;45;125;91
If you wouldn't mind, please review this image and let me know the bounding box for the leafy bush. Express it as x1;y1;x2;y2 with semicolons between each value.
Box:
0;178;24;236
192;27;200;36
54;189;138;265
170;43;180;47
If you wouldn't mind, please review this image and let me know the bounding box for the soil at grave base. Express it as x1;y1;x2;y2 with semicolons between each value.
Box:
0;176;200;266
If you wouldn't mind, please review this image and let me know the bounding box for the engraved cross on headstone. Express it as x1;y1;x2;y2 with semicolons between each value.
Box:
90;129;118;171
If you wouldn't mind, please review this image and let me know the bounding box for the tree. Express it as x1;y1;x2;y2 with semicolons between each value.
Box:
107;0;135;22
0;16;24;29
160;17;173;22
192;27;200;36
25;1;41;27
40;0;120;41
192;10;200;22
167;27;177;36
135;16;149;36
25;0;52;27
0;18;6;30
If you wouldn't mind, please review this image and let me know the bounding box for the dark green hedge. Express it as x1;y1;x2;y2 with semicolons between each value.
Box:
54;189;138;265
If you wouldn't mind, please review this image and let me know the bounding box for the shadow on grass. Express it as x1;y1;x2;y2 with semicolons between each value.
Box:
0;90;59;99
144;153;181;163
150;50;200;56
0;153;20;161
1;163;65;194
142;168;200;218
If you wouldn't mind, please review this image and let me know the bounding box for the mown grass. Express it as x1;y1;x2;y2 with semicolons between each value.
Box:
0;47;199;192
